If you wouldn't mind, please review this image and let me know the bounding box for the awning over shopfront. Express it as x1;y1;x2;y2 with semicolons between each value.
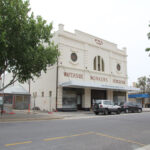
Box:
60;80;140;91
129;93;150;98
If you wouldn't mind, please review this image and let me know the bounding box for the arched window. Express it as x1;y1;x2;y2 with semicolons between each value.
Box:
94;57;96;70
102;59;104;72
93;56;104;72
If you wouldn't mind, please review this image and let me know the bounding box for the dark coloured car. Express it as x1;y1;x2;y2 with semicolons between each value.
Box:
120;101;142;113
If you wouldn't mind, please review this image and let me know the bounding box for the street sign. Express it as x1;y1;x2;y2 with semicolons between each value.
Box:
0;97;3;105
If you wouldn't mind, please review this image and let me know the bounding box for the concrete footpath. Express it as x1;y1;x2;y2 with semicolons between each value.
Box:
0;109;95;122
0;110;64;122
0;108;150;123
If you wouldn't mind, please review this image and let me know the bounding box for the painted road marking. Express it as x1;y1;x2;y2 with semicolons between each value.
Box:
5;141;32;147
44;132;93;141
4;131;147;148
95;132;145;147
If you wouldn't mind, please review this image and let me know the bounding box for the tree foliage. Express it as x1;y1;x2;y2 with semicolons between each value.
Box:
0;0;59;91
135;76;150;93
146;23;150;53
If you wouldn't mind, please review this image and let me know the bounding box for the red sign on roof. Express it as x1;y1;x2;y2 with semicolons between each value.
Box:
95;39;103;45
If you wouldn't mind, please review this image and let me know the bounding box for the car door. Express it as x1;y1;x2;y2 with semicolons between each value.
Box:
109;101;115;112
127;102;133;112
133;102;138;112
103;101;111;111
130;102;136;112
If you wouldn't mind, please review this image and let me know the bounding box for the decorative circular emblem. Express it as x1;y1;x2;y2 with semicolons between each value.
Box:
71;53;77;62
117;64;121;71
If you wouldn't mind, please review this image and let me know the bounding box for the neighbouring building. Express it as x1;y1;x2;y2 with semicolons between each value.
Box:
0;72;30;110
128;92;150;108
30;24;138;111
0;84;30;110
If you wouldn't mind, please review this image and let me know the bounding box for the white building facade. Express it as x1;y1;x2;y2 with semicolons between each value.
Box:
30;24;133;111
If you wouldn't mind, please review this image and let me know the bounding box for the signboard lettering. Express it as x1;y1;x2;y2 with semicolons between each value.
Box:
90;75;108;82
113;79;125;84
64;72;83;79
95;39;103;45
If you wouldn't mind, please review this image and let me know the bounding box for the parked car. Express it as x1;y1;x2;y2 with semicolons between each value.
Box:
119;101;142;113
93;100;121;115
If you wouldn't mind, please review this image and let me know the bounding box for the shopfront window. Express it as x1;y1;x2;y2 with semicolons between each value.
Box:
63;94;77;108
4;95;13;104
63;88;84;110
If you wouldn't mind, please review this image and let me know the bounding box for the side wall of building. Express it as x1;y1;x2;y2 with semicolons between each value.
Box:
30;66;57;111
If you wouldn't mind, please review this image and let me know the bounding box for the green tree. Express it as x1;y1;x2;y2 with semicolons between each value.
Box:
136;76;147;92
0;0;59;91
146;23;150;52
136;76;150;93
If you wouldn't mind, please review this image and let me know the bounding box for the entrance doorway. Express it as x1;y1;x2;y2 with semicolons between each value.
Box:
77;94;82;110
91;89;107;105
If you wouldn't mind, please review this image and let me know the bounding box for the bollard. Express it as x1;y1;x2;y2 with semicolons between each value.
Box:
28;104;30;113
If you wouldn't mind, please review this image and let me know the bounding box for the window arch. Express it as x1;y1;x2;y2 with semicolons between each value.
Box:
93;56;104;72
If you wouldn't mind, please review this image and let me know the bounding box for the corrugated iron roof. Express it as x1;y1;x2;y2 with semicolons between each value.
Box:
0;84;29;95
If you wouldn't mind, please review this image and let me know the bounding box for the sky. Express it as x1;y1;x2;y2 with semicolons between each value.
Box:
29;0;150;85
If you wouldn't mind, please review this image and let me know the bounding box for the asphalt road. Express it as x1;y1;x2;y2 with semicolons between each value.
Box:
0;112;150;150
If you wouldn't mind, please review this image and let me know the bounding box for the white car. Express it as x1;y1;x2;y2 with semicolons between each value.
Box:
93;100;121;115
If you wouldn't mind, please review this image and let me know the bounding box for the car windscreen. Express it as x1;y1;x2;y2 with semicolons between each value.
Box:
103;101;111;105
94;100;102;104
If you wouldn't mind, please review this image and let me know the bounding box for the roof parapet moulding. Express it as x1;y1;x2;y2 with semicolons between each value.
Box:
58;24;64;31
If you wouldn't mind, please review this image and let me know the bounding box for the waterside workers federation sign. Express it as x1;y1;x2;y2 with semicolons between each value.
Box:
64;72;125;84
90;75;108;82
113;79;125;84
64;72;83;79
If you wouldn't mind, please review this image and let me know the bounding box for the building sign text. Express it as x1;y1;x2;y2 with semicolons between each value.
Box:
95;39;103;46
90;75;108;82
113;79;125;84
64;72;83;79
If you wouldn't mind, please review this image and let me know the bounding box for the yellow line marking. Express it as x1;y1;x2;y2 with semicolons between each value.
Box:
5;141;32;147
44;132;93;141
95;132;145;146
5;131;145;147
70;132;94;137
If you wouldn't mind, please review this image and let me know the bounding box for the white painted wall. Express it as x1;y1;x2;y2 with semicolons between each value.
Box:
57;25;127;86
82;88;91;108
30;65;57;111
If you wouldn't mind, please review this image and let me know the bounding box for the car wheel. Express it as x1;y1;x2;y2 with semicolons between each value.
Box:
108;111;111;115
138;108;142;113
117;109;120;114
94;112;99;115
104;109;109;115
125;109;129;113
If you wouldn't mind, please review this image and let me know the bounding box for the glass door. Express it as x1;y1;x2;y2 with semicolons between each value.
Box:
77;94;82;110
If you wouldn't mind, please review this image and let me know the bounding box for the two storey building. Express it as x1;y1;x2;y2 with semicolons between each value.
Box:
30;24;135;111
